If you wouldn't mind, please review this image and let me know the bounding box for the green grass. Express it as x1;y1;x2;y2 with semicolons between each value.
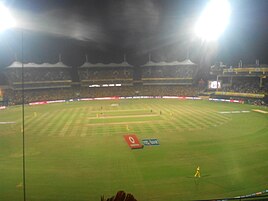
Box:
0;99;268;201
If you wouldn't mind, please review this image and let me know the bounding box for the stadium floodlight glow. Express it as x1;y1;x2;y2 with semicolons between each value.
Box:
0;3;16;32
195;0;231;41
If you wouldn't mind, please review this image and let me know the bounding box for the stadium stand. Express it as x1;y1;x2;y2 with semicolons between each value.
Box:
3;60;72;90
78;55;134;86
207;60;268;105
141;57;198;85
1;57;268;105
1;57;74;105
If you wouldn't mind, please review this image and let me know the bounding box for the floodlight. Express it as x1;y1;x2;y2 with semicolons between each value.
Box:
195;0;231;41
0;3;16;32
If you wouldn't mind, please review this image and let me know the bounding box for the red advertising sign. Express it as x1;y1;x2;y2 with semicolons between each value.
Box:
124;134;143;149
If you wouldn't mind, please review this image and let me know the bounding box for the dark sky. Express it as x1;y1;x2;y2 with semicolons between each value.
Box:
0;0;268;67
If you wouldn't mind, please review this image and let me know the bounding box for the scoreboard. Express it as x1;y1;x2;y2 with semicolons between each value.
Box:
208;80;221;89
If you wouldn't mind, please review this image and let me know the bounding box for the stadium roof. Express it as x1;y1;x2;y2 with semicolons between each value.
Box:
79;61;133;68
141;59;197;67
5;61;71;68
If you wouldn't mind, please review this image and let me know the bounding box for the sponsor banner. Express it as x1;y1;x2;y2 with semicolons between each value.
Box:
124;134;143;149
223;67;268;74
149;138;160;145
142;138;160;146
186;97;201;100
120;96;156;99
121;96;201;100
80;98;94;101
94;96;120;100
80;97;119;101
29;101;47;105
233;189;268;200
163;96;201;100
209;98;244;104
215;91;265;98
47;100;65;104
142;139;151;146
162;96;179;99
218;111;250;114
30;100;66;105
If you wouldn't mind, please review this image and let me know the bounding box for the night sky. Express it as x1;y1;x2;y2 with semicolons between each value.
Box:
0;0;268;68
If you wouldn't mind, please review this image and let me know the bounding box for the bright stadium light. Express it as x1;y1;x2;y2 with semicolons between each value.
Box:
0;3;16;32
195;0;231;41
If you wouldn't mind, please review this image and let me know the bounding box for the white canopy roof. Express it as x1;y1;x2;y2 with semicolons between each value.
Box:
80;61;133;68
6;61;71;68
142;59;197;67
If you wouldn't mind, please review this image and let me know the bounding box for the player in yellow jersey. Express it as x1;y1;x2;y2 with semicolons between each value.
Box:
126;125;130;131
194;166;201;178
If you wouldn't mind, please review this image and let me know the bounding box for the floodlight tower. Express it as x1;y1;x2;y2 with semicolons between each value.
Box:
0;3;16;32
0;3;26;201
194;0;231;91
195;0;231;41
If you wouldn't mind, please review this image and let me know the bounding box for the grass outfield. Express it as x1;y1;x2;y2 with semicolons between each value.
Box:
0;99;268;201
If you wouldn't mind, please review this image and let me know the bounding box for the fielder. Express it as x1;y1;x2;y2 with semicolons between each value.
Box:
194;166;201;178
126;125;130;131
